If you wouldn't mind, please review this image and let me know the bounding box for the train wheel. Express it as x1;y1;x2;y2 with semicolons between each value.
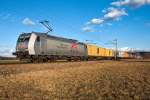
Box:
43;58;48;62
31;59;38;63
67;59;72;61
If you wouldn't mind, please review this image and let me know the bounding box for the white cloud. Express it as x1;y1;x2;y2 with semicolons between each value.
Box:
83;0;150;32
119;47;137;51
82;27;94;32
84;7;127;30
22;17;35;25
88;18;104;25
111;0;129;7
119;47;131;51
0;47;15;57
148;0;150;3
111;0;150;8
104;7;128;20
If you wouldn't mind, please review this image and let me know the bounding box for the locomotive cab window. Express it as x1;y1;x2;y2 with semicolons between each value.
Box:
17;37;30;43
37;36;40;42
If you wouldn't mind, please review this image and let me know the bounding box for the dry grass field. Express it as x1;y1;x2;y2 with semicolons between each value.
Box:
0;60;150;100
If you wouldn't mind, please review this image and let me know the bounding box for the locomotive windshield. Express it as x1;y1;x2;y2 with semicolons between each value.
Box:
17;37;30;43
16;33;31;50
17;33;31;43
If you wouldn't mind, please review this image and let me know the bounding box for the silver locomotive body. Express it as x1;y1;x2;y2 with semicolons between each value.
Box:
14;32;87;62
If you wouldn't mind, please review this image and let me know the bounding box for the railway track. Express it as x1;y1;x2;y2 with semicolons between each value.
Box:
0;60;28;65
1;59;148;65
0;60;90;65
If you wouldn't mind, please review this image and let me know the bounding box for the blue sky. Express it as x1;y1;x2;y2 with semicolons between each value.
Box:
0;0;150;56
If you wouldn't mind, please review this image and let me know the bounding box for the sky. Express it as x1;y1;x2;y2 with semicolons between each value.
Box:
0;0;150;56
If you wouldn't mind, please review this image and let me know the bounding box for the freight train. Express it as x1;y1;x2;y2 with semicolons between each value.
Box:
13;32;131;62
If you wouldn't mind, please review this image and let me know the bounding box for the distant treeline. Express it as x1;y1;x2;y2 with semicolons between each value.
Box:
0;56;16;60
